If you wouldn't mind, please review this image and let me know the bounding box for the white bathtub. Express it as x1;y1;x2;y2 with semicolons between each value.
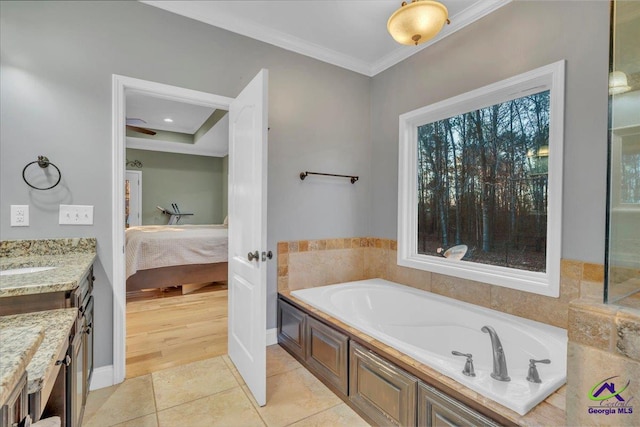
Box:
291;278;567;416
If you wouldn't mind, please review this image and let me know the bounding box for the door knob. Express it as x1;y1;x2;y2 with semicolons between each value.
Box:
248;250;259;261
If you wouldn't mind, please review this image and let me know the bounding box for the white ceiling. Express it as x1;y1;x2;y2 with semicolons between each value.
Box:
141;0;512;77
126;91;229;157
126;91;217;134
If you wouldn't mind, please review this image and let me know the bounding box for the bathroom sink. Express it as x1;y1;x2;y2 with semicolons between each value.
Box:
0;267;57;276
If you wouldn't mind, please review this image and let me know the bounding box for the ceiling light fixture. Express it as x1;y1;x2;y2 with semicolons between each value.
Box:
387;0;450;46
609;71;631;95
163;118;174;123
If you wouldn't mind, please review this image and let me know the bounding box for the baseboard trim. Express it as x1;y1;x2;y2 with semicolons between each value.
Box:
266;328;277;346
90;365;114;391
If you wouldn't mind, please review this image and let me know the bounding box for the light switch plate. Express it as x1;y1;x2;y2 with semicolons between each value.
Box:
59;205;94;225
11;205;29;226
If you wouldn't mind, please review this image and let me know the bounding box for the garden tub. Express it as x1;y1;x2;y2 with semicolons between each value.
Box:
291;278;567;416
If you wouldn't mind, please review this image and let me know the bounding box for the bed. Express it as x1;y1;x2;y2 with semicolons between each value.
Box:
125;224;228;292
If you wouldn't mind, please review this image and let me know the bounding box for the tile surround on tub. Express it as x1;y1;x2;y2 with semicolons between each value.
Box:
278;237;605;329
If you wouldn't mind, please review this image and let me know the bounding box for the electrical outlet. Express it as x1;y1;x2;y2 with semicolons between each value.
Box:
11;205;29;227
59;205;94;225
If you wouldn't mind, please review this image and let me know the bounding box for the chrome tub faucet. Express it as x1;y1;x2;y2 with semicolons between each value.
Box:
481;325;510;382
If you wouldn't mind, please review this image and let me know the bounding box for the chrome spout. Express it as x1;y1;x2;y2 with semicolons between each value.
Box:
481;325;510;382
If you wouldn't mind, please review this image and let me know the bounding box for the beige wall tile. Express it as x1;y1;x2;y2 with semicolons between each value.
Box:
433;273;491;308
289;241;299;253
567;303;615;351
277;276;289;292
325;248;366;285
326;238;343;250
299;240;309;252
561;259;583;281
288;251;329;290
615;308;640;362
583;263;605;283
277;242;288;255
580;280;604;302
491;286;568;328
385;250;431;291
309;240;326;251
278;265;288;277
566;342;640;426
364;247;387;279
278;253;288;267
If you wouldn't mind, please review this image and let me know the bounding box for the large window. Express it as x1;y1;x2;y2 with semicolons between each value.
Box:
398;61;565;297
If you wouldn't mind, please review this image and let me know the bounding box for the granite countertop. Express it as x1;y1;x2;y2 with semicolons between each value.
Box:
0;308;77;394
280;290;567;427
0;252;96;297
0;325;45;404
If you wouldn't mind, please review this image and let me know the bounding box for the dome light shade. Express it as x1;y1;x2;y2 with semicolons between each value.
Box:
609;71;631;95
387;0;449;46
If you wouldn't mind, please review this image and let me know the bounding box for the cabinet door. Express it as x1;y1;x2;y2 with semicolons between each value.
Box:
418;383;500;427
349;342;417;426
305;317;349;395
277;299;306;360
1;371;28;427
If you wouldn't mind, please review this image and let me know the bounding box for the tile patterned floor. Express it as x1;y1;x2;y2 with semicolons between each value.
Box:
84;345;370;427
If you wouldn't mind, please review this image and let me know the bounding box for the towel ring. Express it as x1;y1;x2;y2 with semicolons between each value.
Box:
22;156;62;190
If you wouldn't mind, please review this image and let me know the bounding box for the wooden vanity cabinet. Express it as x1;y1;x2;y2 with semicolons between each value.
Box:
418;383;501;427
305;316;349;395
349;342;418;426
277;299;349;396
0;372;29;427
277;297;503;427
277;299;306;360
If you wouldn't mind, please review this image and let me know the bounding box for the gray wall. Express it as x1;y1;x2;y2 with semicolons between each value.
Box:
0;1;372;369
125;149;224;225
370;1;610;264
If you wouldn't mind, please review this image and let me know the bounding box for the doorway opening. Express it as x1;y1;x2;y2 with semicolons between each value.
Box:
112;75;235;382
112;72;269;405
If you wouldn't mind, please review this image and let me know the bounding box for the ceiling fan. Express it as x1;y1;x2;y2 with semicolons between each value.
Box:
126;118;156;135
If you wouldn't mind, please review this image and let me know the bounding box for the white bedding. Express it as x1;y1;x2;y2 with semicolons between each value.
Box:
126;224;228;279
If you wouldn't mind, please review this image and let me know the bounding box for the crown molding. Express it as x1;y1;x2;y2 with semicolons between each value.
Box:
142;0;512;78
141;1;373;76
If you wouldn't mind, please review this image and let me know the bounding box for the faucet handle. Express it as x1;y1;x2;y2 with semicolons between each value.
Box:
526;358;551;383
452;351;476;377
531;358;551;364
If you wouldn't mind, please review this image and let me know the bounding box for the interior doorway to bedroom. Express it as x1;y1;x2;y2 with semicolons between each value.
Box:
123;89;231;378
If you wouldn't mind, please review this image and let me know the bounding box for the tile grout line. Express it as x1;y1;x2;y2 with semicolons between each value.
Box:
150;372;160;427
239;384;269;427
282;401;346;427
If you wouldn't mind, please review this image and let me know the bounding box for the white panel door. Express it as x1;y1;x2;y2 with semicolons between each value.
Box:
228;69;268;406
125;170;142;227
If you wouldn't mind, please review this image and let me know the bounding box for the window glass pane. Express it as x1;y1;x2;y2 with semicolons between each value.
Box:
416;90;550;272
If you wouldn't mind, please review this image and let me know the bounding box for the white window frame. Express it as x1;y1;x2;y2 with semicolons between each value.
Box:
397;60;565;297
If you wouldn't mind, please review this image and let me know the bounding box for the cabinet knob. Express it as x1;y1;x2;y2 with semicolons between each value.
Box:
56;355;71;367
92;276;96;281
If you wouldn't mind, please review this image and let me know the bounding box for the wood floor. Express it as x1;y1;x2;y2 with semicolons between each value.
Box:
126;283;228;379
